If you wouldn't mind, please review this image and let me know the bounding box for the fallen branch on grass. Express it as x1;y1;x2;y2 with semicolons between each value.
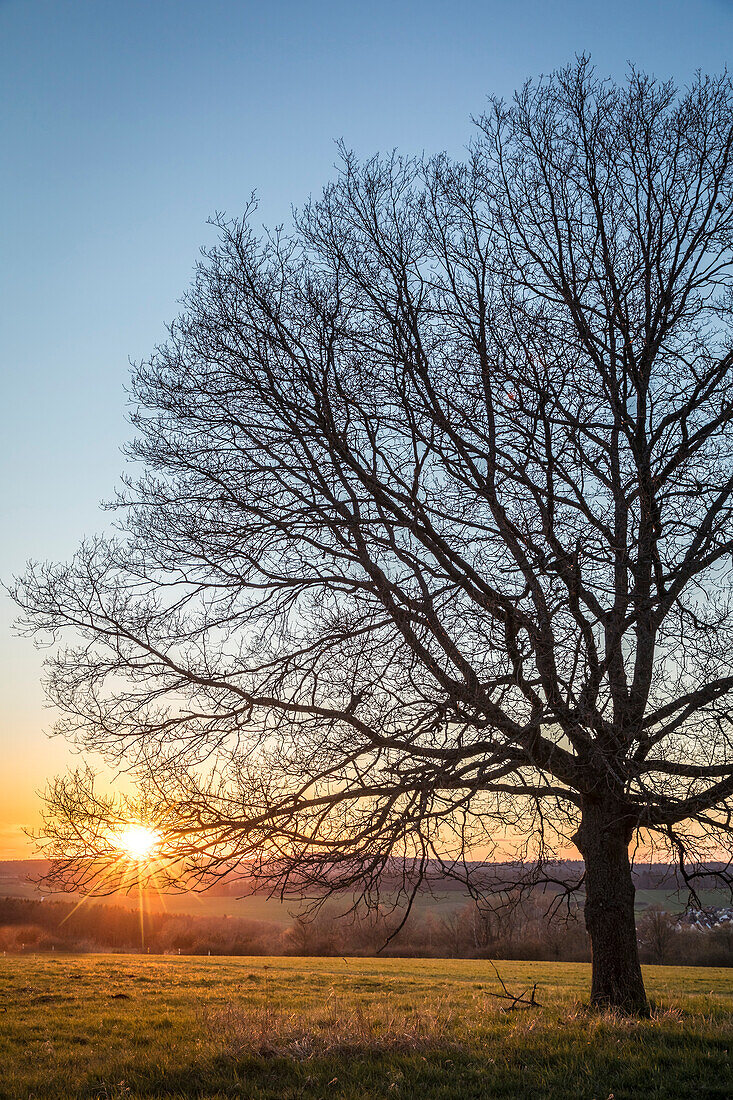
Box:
484;960;542;1010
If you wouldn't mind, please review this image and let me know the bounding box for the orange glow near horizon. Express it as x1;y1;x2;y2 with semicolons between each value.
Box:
114;823;161;863
52;822;168;950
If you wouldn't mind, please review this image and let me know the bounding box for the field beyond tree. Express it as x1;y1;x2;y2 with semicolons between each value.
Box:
1;955;731;1099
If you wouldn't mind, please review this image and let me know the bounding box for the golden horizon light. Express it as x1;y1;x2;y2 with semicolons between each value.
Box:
114;823;161;863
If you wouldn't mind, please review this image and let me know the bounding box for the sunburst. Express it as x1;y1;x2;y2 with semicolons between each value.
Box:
114;823;161;862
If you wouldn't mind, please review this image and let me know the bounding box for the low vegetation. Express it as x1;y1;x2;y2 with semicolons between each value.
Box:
0;955;731;1099
2;892;732;967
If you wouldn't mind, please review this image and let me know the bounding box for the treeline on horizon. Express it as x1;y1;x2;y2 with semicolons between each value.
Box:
2;859;728;896
1;892;731;968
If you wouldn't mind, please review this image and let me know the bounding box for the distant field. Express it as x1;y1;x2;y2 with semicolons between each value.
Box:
1;954;731;1099
0;874;466;925
1;863;728;923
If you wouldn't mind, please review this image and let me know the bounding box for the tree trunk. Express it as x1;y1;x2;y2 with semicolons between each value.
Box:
573;798;649;1015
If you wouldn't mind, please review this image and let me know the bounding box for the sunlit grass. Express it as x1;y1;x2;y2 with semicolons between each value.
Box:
0;955;731;1099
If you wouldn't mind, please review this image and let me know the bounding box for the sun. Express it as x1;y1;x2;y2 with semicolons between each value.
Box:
115;823;160;862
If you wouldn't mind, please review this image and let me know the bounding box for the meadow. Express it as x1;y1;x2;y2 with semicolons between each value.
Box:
1;954;731;1100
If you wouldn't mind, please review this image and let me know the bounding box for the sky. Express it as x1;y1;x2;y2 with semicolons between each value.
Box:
1;0;733;858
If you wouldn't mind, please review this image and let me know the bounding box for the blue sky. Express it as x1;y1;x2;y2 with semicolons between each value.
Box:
1;0;732;854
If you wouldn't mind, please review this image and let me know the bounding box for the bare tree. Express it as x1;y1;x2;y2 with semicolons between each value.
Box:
637;905;676;965
12;60;733;1013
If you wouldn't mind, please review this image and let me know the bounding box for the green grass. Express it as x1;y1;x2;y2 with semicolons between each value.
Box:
1;955;731;1099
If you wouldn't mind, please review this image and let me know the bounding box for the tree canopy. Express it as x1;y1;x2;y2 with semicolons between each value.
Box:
13;59;733;1010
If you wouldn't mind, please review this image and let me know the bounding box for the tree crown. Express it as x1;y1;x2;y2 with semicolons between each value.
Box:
12;59;733;906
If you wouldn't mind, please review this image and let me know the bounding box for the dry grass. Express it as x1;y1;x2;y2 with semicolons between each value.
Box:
201;988;460;1058
199;984;701;1063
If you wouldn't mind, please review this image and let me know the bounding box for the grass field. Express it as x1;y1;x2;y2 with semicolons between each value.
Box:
1;955;731;1099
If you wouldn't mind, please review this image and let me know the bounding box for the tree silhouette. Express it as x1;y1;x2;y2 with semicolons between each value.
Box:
13;60;733;1013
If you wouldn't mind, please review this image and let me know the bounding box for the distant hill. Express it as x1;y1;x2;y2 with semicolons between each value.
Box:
1;857;729;899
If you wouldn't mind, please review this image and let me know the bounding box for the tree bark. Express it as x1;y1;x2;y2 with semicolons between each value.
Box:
574;798;649;1015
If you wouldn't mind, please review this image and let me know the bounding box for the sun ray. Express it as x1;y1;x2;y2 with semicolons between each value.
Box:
57;859;125;926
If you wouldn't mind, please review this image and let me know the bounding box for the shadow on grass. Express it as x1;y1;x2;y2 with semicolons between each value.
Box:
82;999;733;1100
87;1040;733;1100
